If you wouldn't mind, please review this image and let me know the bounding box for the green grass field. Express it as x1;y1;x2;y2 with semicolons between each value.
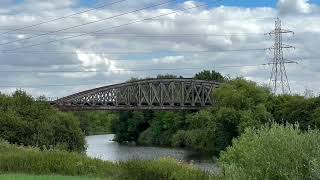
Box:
0;174;102;180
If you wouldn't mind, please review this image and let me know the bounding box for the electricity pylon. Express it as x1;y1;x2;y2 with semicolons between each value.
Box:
266;18;296;94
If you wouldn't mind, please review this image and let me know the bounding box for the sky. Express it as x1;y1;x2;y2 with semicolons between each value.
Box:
0;0;319;98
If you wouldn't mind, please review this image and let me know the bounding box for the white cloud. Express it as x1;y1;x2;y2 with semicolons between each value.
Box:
152;56;185;64
0;0;319;97
278;0;312;14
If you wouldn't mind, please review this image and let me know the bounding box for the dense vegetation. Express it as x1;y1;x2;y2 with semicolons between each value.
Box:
3;124;320;179
112;70;320;155
219;124;320;179
0;90;85;152
75;112;117;135
1;69;320;179
0;140;209;180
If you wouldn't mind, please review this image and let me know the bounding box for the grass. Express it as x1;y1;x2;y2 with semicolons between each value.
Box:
0;174;101;180
0;140;210;180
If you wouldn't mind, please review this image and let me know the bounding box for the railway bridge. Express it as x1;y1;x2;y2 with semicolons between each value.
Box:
52;78;220;111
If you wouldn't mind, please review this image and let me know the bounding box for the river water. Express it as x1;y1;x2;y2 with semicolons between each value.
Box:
86;134;219;173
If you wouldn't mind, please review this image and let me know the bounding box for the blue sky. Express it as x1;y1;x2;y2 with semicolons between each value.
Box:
78;0;320;8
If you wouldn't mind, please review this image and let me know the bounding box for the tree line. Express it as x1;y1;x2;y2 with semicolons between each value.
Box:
111;70;320;154
0;70;319;156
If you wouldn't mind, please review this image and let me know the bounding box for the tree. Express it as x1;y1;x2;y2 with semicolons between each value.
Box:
0;90;86;152
269;95;319;130
138;112;186;146
193;70;225;82
172;78;273;154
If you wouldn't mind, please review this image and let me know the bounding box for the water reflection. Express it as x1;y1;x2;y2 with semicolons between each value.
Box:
86;134;219;173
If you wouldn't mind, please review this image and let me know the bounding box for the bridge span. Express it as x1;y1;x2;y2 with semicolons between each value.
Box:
52;78;220;111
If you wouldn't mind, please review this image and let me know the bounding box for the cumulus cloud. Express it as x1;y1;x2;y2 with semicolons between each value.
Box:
278;0;312;14
0;0;319;97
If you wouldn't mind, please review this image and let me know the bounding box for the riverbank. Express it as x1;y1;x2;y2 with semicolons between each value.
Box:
0;140;210;180
86;134;220;174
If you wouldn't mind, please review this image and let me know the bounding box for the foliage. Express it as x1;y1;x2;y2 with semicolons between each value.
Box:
112;71;320;156
112;111;152;142
0;90;85;152
0;141;209;180
171;78;273;154
193;70;226;82
269;95;320;130
219;123;320;180
75;112;117;135
138;112;187;146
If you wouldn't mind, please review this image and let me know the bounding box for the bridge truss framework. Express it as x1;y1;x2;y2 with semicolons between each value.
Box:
52;78;220;111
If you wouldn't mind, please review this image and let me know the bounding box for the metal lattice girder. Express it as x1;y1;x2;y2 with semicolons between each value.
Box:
52;78;220;111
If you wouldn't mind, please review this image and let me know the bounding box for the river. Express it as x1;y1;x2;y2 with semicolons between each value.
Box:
86;134;219;174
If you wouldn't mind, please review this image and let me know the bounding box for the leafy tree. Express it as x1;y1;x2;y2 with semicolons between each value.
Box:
138;112;186;146
193;70;225;82
172;78;273;154
269;95;319;130
0;90;85;152
113;111;152;142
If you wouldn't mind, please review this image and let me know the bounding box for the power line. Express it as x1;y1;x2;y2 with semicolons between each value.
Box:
0;62;299;88
0;0;175;47
0;13;276;20
0;62;298;74
0;30;264;36
0;0;129;36
2;0;225;52
1;48;267;54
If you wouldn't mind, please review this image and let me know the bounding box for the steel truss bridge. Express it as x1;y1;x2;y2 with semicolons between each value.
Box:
52;78;220;111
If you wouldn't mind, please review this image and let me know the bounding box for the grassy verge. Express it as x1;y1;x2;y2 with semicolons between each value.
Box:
0;174;101;180
0;140;210;180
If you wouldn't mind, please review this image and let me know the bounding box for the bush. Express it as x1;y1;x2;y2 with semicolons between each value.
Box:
219;123;320;180
0;90;85;152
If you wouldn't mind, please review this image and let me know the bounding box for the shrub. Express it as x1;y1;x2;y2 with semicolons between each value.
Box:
0;90;85;152
219;123;320;180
